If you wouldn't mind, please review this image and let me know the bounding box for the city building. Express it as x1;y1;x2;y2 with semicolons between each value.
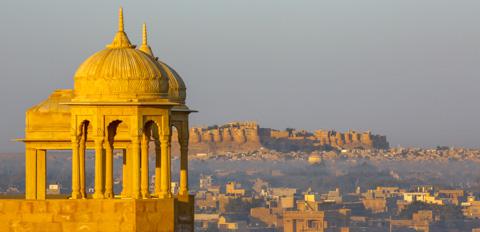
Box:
46;183;61;195
390;210;434;232
226;181;247;196
200;174;214;190
195;213;220;231
218;215;249;232
462;197;480;218
403;192;443;205
283;210;326;232
250;207;283;229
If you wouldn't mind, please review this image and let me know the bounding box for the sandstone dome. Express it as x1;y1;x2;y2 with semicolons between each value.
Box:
157;61;186;104
72;9;169;102
137;23;186;105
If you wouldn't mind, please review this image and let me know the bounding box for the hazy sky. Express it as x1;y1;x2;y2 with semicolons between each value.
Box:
1;0;479;151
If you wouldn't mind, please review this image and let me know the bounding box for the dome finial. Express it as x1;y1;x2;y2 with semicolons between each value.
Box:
118;7;124;32
107;7;134;48
139;22;154;56
142;22;148;45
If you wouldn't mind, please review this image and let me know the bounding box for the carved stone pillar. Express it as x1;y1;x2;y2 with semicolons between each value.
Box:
71;137;81;199
179;123;189;196
79;132;87;198
25;147;37;200
159;134;171;198
167;136;171;193
93;137;105;199
154;138;161;196
131;137;141;199
141;134;150;198
179;141;189;196
121;148;129;197
36;149;47;200
104;139;114;199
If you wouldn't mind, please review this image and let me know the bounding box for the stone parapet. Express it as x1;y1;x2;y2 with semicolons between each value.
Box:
0;196;194;232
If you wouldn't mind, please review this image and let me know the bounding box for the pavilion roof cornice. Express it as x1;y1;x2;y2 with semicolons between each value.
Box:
61;101;180;106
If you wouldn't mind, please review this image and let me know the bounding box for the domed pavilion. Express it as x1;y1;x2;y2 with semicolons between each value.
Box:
6;8;195;231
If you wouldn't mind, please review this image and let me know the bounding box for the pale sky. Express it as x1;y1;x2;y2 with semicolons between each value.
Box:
1;0;479;151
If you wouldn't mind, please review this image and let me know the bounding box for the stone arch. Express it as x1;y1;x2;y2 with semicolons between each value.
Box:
142;120;163;195
104;120;123;198
105;118;132;143
142;120;161;196
170;123;181;195
77;120;91;138
103;118;131;198
171;118;189;196
171;122;185;149
107;120;122;143
143;120;161;136
77;120;91;198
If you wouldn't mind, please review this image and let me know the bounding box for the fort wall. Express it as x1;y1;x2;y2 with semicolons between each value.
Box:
171;121;389;155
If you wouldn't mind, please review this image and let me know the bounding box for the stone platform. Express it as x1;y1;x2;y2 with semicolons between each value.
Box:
0;196;194;232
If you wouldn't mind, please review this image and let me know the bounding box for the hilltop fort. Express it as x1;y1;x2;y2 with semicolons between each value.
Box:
173;121;389;155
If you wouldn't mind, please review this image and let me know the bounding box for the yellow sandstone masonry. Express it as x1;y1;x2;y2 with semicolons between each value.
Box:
6;7;196;232
0;197;194;232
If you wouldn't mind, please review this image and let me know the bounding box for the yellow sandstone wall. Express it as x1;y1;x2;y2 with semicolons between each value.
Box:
0;197;193;232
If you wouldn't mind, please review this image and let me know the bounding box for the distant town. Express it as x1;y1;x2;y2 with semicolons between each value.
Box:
1;121;480;231
194;175;480;231
190;146;480;163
